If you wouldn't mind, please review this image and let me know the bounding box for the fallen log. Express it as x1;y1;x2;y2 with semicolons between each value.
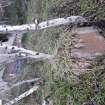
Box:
0;17;104;34
0;16;86;33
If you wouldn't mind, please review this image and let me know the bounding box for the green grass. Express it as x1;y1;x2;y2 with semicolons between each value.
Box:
20;0;105;105
80;0;105;20
41;1;105;104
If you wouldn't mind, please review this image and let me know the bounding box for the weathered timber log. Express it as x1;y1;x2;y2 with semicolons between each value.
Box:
0;16;86;33
0;17;104;34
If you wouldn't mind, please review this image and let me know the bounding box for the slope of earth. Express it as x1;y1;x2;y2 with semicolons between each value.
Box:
19;0;105;105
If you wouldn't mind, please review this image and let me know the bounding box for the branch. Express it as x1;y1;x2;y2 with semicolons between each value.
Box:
11;78;41;88
5;86;39;105
0;16;86;33
1;78;41;93
0;44;53;64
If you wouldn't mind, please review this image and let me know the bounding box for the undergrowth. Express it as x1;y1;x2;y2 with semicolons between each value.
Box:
40;0;105;105
21;0;105;105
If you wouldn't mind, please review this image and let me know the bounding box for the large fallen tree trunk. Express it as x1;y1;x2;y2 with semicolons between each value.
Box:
5;86;39;105
0;16;86;33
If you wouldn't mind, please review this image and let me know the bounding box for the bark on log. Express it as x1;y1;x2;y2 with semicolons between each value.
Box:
0;16;86;33
5;86;39;105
